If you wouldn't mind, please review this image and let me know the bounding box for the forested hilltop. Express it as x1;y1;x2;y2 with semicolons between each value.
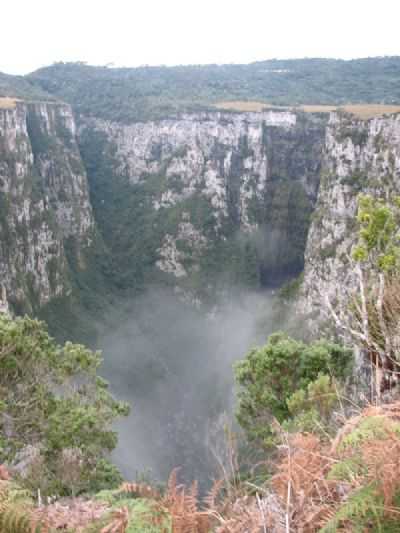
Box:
1;57;400;122
0;71;53;101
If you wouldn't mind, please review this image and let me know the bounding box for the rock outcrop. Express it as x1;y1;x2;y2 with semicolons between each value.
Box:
79;110;326;291
3;97;399;324
0;101;95;313
299;112;400;328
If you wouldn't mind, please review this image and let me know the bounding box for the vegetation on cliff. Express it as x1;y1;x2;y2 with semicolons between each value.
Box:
235;333;353;446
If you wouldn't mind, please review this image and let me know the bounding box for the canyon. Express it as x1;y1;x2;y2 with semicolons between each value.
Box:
1;60;400;486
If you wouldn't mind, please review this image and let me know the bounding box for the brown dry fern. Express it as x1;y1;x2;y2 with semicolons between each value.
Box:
161;469;210;533
101;506;130;533
0;480;50;533
119;481;161;500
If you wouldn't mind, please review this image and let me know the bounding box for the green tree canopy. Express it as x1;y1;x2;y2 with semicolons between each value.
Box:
0;314;129;495
234;332;352;445
353;194;400;273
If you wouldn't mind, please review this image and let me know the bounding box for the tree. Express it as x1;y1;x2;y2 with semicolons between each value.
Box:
0;314;129;495
327;194;400;400
234;332;352;446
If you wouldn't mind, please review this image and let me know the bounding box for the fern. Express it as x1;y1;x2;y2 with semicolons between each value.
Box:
119;482;160;500
203;479;224;510
327;456;367;482
339;415;400;451
161;470;210;533
100;507;129;533
0;480;49;533
320;484;383;532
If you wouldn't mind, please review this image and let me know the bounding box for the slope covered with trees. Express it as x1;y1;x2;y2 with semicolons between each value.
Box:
2;195;400;531
28;57;400;122
0;72;53;101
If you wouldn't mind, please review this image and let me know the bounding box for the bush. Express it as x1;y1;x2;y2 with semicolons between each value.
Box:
234;332;352;446
0;314;129;495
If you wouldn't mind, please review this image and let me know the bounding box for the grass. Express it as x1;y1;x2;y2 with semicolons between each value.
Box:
2;92;399;120
214;100;271;112
301;104;400;118
0;97;17;109
214;101;400;119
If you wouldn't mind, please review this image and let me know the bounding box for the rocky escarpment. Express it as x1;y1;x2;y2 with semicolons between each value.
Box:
78;110;326;296
81;111;297;227
0;101;95;314
5;100;398;328
299;112;400;328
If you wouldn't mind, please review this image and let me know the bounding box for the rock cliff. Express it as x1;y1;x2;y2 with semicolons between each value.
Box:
78;110;326;297
0;101;95;314
299;112;400;328
2;96;399;331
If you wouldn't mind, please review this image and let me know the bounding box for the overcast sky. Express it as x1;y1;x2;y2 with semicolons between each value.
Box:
2;0;400;75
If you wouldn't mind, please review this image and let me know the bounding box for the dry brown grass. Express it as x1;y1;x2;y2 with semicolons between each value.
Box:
0;97;17;109
301;104;400;118
214;101;271;112
214;101;400;119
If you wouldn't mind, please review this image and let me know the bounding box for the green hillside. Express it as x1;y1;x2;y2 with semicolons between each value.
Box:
29;57;400;122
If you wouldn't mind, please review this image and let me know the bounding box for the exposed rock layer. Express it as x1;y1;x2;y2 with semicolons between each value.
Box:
2;102;399;321
0;102;95;313
299;112;400;327
79;110;326;291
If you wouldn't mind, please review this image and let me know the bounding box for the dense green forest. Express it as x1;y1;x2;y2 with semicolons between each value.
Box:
30;57;400;122
0;72;53;101
2;57;400;121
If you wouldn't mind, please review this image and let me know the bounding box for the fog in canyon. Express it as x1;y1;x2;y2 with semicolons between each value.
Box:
97;286;278;488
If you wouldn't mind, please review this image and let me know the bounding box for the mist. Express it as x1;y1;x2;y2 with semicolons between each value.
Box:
97;286;277;488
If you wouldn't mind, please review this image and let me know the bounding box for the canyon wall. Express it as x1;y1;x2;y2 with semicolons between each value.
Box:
78;110;326;298
0;101;95;314
2;99;399;332
299;112;400;328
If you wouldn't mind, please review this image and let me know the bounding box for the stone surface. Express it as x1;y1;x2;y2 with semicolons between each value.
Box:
299;112;400;330
4;103;398;320
79;110;326;288
0;102;95;313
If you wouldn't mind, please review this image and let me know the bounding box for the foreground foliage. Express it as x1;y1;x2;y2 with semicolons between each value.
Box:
235;332;353;446
3;401;400;531
0;314;129;495
269;402;400;531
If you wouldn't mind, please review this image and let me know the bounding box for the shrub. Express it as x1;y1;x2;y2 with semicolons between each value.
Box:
234;332;352;445
0;314;129;495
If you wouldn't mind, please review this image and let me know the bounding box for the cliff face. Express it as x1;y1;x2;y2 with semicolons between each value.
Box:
78;110;326;295
299;112;400;327
81;111;295;227
0;101;95;313
3;98;398;326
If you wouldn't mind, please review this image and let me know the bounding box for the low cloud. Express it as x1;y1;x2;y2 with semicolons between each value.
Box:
97;286;276;487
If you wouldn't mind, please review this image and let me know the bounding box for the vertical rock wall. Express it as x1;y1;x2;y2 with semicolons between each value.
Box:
299;112;400;328
0;101;95;313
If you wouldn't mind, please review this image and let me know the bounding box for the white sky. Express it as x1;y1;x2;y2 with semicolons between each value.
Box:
2;0;400;75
